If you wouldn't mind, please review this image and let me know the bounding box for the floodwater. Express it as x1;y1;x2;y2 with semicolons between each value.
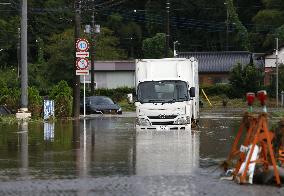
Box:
0;111;283;195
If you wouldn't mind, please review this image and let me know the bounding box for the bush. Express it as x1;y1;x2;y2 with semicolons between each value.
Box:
0;88;20;113
0;69;20;113
229;63;264;98
201;84;235;98
28;87;43;117
49;81;72;117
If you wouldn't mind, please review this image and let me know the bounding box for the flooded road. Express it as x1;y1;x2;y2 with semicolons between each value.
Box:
0;112;283;195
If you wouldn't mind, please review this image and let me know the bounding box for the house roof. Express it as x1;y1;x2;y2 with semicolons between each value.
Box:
178;51;252;72
91;52;262;73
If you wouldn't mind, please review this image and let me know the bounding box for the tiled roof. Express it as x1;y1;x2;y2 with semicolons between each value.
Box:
178;51;252;72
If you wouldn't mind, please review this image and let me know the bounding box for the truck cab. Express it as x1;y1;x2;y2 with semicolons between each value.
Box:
133;58;199;131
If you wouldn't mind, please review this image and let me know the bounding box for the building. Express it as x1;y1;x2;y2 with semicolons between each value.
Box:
81;60;135;89
262;46;284;85
81;52;261;88
178;51;254;85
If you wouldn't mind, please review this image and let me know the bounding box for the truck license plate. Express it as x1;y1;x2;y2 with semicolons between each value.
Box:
159;126;168;131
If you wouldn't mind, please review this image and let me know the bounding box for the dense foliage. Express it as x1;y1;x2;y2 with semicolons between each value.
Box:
49;81;73;117
1;0;282;76
229;63;264;98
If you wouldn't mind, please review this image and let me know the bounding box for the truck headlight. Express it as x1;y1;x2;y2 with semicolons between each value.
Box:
186;116;191;124
137;118;151;126
173;117;187;125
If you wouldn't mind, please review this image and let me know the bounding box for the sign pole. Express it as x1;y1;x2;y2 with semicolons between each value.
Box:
83;75;86;118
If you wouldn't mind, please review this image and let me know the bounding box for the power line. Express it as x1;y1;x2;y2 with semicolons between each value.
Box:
0;3;280;33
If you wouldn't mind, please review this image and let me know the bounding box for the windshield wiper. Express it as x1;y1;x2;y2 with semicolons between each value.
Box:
166;99;176;103
178;98;187;101
148;99;165;103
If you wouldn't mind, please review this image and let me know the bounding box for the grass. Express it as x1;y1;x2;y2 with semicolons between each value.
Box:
270;111;284;118
0;114;56;124
0;115;18;124
201;95;284;109
200;96;245;108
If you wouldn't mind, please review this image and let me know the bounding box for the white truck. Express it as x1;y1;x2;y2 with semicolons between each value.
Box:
131;58;199;131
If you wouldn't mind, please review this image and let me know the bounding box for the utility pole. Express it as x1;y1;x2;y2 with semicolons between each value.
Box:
276;37;279;108
165;0;170;58
17;27;20;78
20;0;28;110
224;2;229;51
73;0;81;118
90;10;95;95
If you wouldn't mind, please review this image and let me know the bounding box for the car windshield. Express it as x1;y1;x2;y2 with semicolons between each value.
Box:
137;80;188;103
89;97;114;105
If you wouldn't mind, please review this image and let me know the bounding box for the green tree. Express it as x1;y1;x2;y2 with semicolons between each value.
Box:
142;33;166;58
45;28;74;85
95;27;126;60
225;0;251;51
0;16;20;68
106;13;123;35
119;22;142;58
251;0;284;51
145;0;163;36
229;63;264;97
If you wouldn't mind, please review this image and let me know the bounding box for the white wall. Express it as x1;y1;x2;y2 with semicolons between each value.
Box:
93;71;135;89
265;47;284;68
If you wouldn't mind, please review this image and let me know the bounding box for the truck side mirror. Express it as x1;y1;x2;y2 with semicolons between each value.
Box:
190;87;195;97
127;93;134;104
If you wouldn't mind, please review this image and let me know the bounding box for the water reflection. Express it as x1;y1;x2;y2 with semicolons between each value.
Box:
77;119;94;178
0;114;241;181
43;122;54;141
135;130;200;175
84;117;135;176
18;121;28;178
199;116;240;161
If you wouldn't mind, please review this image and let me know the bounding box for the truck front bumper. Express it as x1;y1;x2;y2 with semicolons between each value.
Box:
136;124;191;131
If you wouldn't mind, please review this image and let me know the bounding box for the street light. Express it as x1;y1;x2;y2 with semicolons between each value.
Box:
0;3;11;5
173;41;179;57
165;0;170;58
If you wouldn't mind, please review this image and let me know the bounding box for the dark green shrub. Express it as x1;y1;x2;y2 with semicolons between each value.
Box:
0;69;21;113
0;88;20;113
49;81;72;117
28;87;43;117
201;84;235;98
229;63;264;98
0;79;9;97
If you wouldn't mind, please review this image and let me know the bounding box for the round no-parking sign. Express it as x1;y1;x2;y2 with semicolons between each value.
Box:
76;58;89;70
76;38;89;52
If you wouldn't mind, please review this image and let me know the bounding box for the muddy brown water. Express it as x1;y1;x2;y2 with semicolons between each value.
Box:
0;111;283;195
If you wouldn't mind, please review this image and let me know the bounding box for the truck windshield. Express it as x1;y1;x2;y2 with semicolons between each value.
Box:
137;80;188;103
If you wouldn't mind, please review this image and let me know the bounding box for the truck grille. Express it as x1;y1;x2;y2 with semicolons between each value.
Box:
148;115;177;119
152;121;174;125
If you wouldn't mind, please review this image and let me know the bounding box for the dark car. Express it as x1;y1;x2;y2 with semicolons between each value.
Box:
81;96;122;114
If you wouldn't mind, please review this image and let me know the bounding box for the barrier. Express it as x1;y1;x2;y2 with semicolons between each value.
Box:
223;90;283;186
